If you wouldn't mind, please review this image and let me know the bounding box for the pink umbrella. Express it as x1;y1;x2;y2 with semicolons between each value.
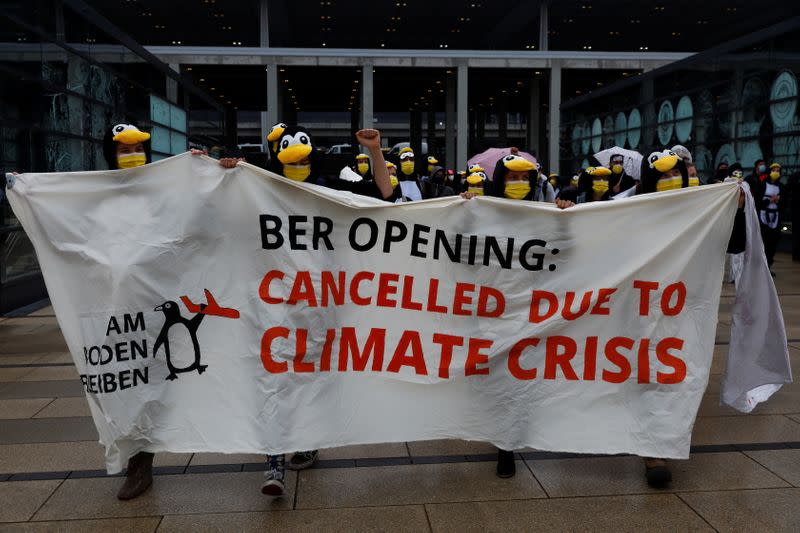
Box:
467;148;538;181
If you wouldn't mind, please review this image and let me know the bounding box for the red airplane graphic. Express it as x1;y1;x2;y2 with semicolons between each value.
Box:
180;289;240;319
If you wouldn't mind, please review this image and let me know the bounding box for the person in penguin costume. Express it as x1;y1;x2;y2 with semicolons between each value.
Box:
101;122;156;502
754;163;786;273
103;124;151;170
561;165;614;204
635;148;747;488
639;149;689;194
424;155;439;179
354;153;374;181
273;126;397;202
487;149;555;203
266;122;287;172
462;151;572;479
461;165;488;196
548;173;561;197
259;127;397;496
396;146;425;201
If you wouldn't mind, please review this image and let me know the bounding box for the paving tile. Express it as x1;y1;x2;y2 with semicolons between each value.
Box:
158;505;430;533
426;494;713;532
319;442;409;460
708;344;729;375
691;414;800;445
0;380;85;399
779;295;800;340
0;329;68;354
715;320;731;344
33;471;296;520
189;453;265;466
680;488;800;533
0;441;191;473
0;354;46;365
26;306;54;317
527;452;787;497
0;480;61;522
0;368;34;382
35;352;75;364
0;399;53;419
0;517;160;532
296;460;544;509
406;439;497;457
33;397;91;418
19;366;80;382
0;417;98;444
745;449;800;486
788;414;800;425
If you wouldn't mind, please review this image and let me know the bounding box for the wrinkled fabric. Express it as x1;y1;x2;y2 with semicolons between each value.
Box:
8;154;758;472
723;181;792;411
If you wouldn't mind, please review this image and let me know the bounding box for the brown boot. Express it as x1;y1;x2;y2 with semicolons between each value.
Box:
117;452;154;500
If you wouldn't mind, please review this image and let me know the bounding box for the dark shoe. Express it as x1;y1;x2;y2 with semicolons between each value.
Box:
644;458;672;488
262;454;286;496
117;451;154;500
496;449;516;478
287;450;318;471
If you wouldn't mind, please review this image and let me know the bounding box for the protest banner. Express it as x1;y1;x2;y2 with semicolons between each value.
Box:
6;153;785;472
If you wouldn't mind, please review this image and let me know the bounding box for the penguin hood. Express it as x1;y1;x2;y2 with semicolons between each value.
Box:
103;124;151;170
354;153;373;180
640;149;688;194
398;146;418;181
275;126;319;182
267;122;287;143
489;154;539;198
577;166;613;198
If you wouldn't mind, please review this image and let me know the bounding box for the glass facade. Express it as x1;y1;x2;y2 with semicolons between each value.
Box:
560;23;800;184
0;3;223;313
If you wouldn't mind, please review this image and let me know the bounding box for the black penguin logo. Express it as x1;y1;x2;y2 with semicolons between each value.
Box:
153;300;209;381
152;290;240;381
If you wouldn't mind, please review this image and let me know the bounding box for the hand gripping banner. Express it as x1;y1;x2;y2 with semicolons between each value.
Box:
6;154;790;472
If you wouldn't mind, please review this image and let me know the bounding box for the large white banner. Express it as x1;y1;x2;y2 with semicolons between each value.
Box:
6;153;761;472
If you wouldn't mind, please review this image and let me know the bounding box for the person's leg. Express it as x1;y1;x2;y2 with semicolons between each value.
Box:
262;454;286;496
768;227;781;268
117;451;154;500
761;223;777;269
496;448;516;478
287;450;319;470
643;457;672;488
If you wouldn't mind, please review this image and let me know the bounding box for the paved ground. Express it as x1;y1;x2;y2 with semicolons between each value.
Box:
1;253;800;532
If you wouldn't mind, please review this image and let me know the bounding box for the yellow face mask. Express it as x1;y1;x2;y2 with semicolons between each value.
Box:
357;163;369;175
117;152;146;169
611;164;623;175
592;179;609;195
390;175;399;188
549;177;558;187
656;176;683;192
283;164;311;182
688;177;700;187
504;181;531;200
770;172;781;181
401;161;415;175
